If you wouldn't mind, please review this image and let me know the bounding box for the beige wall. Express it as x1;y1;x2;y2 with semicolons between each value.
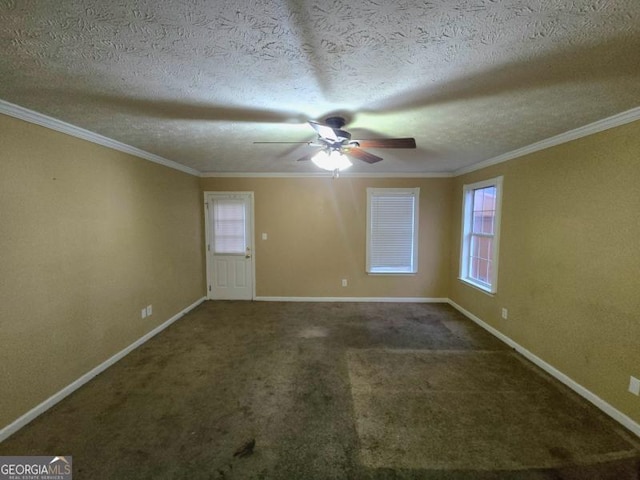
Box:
3;106;638;433
0;114;205;428
449;120;640;425
200;177;452;298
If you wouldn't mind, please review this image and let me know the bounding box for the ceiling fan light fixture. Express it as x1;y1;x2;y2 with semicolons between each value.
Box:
311;150;352;171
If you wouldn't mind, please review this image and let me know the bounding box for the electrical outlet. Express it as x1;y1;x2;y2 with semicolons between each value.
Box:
341;279;348;287
629;376;640;396
141;308;147;319
146;305;152;316
501;308;508;319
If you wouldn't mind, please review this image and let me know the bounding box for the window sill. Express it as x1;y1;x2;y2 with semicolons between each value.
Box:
458;277;496;296
367;272;417;276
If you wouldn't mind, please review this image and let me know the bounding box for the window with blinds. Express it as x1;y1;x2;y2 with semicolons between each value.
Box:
213;198;246;254
366;188;419;274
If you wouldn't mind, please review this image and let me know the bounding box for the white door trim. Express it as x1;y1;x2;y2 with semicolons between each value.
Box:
203;191;256;300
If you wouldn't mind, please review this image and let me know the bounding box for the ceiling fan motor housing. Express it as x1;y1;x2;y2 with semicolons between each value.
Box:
324;116;347;129
323;116;352;143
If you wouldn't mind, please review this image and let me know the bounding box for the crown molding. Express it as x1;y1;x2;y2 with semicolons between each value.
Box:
0;99;201;177
201;172;333;178
4;97;638;180
337;171;453;178
455;106;640;176
200;171;453;178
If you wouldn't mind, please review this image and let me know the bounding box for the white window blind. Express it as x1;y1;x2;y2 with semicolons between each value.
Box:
366;188;419;274
213;198;246;254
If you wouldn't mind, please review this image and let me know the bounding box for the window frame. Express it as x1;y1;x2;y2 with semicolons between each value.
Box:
366;187;419;275
459;176;503;294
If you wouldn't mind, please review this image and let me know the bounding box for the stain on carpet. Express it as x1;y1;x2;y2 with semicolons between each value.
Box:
347;349;638;471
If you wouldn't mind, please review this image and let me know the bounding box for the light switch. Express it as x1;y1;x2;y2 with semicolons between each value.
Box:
629;376;640;396
262;233;268;240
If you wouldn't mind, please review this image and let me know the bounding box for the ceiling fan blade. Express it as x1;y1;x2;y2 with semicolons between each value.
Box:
296;155;312;162
355;138;416;149
348;147;383;164
253;141;312;144
308;121;339;142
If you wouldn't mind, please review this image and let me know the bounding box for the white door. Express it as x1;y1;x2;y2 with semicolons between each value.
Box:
205;192;254;300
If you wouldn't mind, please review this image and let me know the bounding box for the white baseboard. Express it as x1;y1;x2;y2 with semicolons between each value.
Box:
4;297;637;442
254;296;449;303
0;296;206;443
448;299;640;439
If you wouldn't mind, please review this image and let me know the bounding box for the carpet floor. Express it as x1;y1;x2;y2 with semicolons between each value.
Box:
1;301;638;479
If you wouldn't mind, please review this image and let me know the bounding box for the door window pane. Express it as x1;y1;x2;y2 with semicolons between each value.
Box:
213;199;246;254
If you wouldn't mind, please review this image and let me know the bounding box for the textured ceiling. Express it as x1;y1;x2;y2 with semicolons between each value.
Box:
1;0;639;174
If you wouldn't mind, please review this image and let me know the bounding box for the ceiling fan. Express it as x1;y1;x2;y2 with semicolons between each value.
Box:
254;116;416;173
